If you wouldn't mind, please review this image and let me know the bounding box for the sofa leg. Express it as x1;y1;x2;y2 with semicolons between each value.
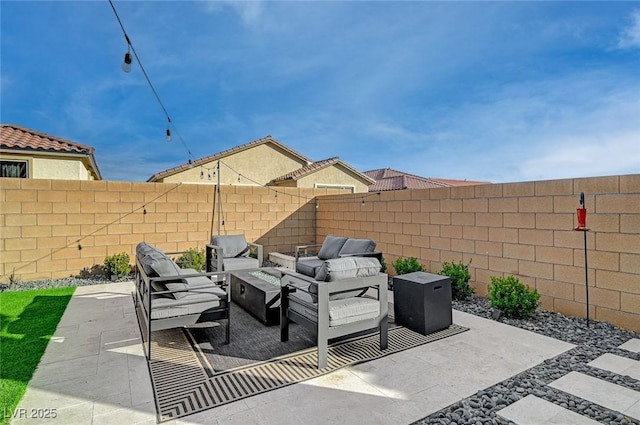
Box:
280;287;289;342
380;316;388;351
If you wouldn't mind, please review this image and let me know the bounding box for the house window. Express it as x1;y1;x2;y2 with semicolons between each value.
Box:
1;160;28;178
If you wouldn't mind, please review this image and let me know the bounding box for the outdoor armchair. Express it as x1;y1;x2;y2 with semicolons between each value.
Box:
280;256;388;369
206;234;263;272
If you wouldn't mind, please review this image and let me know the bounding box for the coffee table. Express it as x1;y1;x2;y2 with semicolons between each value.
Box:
230;268;283;325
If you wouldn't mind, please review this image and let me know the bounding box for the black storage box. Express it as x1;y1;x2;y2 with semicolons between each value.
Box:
393;272;452;335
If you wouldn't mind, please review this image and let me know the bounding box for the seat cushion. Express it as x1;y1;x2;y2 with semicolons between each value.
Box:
296;257;324;277
211;235;249;258
288;292;380;326
150;288;224;319
317;235;348;260
221;257;259;271
339;238;376;256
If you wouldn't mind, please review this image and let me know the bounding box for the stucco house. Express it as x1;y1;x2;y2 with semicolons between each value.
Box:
0;124;102;180
148;135;374;193
364;168;489;191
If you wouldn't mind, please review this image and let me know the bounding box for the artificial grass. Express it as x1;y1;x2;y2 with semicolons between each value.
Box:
0;287;75;423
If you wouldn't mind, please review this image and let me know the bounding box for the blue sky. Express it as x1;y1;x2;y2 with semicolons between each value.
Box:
2;1;639;183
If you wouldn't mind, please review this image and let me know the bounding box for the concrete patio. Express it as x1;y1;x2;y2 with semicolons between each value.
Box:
11;281;640;425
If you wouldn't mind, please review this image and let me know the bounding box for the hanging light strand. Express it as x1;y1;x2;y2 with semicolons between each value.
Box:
108;0;193;160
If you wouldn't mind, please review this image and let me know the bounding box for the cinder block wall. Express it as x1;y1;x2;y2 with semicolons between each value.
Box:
0;178;326;284
1;174;638;331
316;174;640;332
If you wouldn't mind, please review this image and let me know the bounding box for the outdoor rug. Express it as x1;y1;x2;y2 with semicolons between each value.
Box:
147;302;468;422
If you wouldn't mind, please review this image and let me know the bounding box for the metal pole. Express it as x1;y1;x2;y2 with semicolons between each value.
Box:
217;160;221;235
584;229;589;327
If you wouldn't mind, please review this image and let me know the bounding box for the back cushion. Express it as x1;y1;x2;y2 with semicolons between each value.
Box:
136;242;169;275
211;235;249;258
315;257;382;282
310;257;382;302
338;238;376;256
317;235;348;260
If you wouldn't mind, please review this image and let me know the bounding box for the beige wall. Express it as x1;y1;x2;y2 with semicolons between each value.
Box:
159;144;308;185
1;174;638;332
315;174;640;332
295;164;370;193
0;152;95;180
0;178;334;284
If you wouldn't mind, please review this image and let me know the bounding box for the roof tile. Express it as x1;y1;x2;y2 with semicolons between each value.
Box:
0;124;94;154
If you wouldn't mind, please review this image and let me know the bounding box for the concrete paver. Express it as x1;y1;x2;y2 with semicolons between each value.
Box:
14;281;579;424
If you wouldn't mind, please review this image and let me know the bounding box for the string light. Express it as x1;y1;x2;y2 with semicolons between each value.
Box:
122;44;132;73
109;0;194;163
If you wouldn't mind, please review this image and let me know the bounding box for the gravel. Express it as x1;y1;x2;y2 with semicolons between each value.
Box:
3;273;639;424
0;274;132;292
413;296;640;425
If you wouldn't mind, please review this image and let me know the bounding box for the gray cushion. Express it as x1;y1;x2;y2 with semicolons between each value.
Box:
310;257;382;301
317;235;348;260
314;257;382;282
296;257;324;277
150;258;180;276
339;238;376;256
136;242;170;275
222;257;260;271
288;292;380;326
150;288;224;319
211;235;249;258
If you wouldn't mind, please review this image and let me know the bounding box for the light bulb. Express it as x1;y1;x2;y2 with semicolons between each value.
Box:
166;128;171;142
122;52;132;73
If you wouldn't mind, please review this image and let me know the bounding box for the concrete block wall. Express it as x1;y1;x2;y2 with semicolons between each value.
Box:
0;178;326;284
1;174;637;332
316;174;640;332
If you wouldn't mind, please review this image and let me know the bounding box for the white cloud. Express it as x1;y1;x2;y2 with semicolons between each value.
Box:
618;9;640;49
520;131;640;181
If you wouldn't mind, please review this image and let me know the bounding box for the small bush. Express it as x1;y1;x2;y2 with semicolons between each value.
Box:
379;255;387;273
488;275;541;319
175;248;206;271
392;256;425;275
103;252;131;279
439;259;474;300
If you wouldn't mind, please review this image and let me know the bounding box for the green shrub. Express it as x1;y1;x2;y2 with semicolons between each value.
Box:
488;275;541;319
175;248;206;271
439;259;474;300
379;255;387;273
392;256;425;275
103;252;131;279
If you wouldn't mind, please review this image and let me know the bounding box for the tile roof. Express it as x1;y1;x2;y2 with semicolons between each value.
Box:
364;168;489;191
0;124;95;154
147;135;313;182
0;123;102;179
271;157;375;184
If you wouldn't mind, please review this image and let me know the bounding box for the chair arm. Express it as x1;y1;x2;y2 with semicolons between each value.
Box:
248;242;263;267
295;244;323;262
206;244;224;272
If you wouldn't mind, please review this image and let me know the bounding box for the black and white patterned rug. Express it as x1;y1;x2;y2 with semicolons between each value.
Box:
146;303;468;422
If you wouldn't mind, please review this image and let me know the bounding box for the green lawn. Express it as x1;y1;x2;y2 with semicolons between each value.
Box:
0;287;75;423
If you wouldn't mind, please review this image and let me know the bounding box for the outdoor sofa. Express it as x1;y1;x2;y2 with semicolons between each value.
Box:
134;241;230;361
